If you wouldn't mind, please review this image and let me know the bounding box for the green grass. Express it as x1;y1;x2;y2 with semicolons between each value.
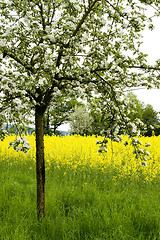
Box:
1;159;160;240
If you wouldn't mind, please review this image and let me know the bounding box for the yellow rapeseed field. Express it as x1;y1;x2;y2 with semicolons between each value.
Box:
0;134;160;182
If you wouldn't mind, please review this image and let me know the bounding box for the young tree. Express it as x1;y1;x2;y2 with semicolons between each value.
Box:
69;105;93;135
0;0;159;218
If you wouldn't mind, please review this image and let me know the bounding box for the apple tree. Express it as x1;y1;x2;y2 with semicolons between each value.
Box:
0;0;160;218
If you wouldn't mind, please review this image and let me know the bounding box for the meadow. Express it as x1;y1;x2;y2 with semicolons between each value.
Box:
1;134;160;240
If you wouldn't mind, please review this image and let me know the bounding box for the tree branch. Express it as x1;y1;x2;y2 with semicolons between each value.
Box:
3;49;35;73
44;1;100;109
94;71;127;124
103;0;126;19
55;0;99;68
91;65;160;73
71;0;99;38
128;65;160;71
37;2;46;31
0;105;10;113
48;1;56;25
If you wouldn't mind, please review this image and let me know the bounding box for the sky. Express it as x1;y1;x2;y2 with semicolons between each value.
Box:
133;6;160;111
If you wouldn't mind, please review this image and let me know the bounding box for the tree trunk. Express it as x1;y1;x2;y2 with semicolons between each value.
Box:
53;126;56;134
35;106;45;219
46;108;50;131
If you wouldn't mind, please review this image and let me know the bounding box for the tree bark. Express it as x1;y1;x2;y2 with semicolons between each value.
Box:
46;108;50;131
35;106;45;219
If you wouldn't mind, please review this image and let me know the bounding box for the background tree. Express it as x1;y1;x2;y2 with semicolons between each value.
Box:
87;92;160;136
124;92;144;121
142;104;159;126
88;96;106;135
1;0;159;218
124;93;160;136
142;104;160;136
69;105;93;135
44;94;81;135
88;95;124;137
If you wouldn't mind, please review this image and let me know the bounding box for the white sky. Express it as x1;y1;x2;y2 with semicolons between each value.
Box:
133;7;160;112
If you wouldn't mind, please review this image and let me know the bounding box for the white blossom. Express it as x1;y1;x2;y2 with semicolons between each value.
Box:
0;39;6;47
16;145;22;152
144;150;150;156
38;77;45;85
140;161;147;167
145;143;151;147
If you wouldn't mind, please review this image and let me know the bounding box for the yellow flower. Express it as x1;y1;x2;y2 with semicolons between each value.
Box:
1;134;160;182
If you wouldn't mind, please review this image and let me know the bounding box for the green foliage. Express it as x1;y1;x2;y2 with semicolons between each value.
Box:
88;96;109;136
87;93;143;138
124;92;144;121
142;104;159;126
0;114;6;128
87;93;160;137
1;158;160;240
142;104;160;136
124;137;151;166
9;136;31;153
123;93;160;136
0;128;7;141
1;0;160;220
44;95;81;134
69;105;93;135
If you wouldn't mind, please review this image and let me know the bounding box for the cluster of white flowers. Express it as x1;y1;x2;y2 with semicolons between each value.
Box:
124;138;151;167
0;39;6;47
38;77;46;85
129;122;138;134
96;139;108;153
9;136;31;153
0;129;8;141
